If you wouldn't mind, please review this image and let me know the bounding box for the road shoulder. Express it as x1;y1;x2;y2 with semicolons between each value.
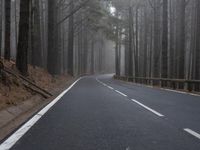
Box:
0;78;76;142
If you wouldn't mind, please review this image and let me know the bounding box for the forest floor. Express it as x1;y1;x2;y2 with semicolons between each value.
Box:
0;59;75;141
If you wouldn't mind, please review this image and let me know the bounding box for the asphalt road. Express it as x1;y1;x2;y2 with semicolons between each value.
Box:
2;75;200;150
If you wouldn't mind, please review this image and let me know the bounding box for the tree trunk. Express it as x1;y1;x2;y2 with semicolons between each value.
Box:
83;24;88;74
195;0;200;90
91;39;94;74
14;0;18;50
115;11;120;76
68;0;74;76
0;0;2;58
31;0;42;67
169;0;175;79
16;0;30;75
143;7;148;78
124;28;129;76
176;0;186;89
128;6;133;77
135;7;139;78
47;0;59;75
4;0;11;60
118;27;122;76
161;0;168;86
152;1;161;80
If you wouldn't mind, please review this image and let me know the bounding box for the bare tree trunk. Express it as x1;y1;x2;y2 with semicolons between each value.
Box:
149;18;153;79
77;14;82;75
128;6;133;77
56;7;62;75
135;7;139;78
143;6;148;79
118;26;122;75
0;0;2;58
152;1;161;84
47;0;58;74
68;0;74;76
124;28;129;76
83;24;88;74
16;0;30;75
4;0;11;60
195;0;200;90
31;0;42;67
115;10;120;76
161;0;168;86
91;39;94;74
176;0;186;88
14;0;18;50
169;0;175;79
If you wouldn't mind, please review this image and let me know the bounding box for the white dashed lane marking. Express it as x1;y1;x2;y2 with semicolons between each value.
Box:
184;128;200;140
96;78;164;117
107;86;114;90
115;90;128;97
131;99;164;117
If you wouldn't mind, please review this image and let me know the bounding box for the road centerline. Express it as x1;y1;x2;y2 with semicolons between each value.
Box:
96;78;164;117
115;90;128;97
107;86;114;90
184;128;200;140
131;99;164;117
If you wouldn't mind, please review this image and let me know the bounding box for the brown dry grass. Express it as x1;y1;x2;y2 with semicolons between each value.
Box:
0;59;72;110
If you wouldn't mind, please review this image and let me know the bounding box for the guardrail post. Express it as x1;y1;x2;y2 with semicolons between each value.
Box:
187;81;192;92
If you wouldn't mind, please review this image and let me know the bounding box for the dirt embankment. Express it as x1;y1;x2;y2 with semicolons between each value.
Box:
0;60;72;109
0;59;74;141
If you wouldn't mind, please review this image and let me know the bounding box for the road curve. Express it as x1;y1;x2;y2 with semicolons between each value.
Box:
1;75;200;150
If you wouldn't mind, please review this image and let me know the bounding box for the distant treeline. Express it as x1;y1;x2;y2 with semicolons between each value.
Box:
0;0;115;76
112;0;200;89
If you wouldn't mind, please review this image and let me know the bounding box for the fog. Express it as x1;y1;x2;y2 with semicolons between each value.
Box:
0;0;199;91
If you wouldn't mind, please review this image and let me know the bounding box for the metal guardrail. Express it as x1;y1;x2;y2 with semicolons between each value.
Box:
114;75;200;92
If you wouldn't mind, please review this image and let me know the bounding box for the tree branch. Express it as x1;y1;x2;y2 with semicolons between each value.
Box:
57;0;90;26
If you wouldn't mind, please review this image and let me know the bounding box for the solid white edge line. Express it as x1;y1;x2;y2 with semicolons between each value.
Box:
115;90;127;97
162;88;188;94
162;88;200;97
184;128;200;140
0;77;82;150
119;79;200;97
131;99;164;117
